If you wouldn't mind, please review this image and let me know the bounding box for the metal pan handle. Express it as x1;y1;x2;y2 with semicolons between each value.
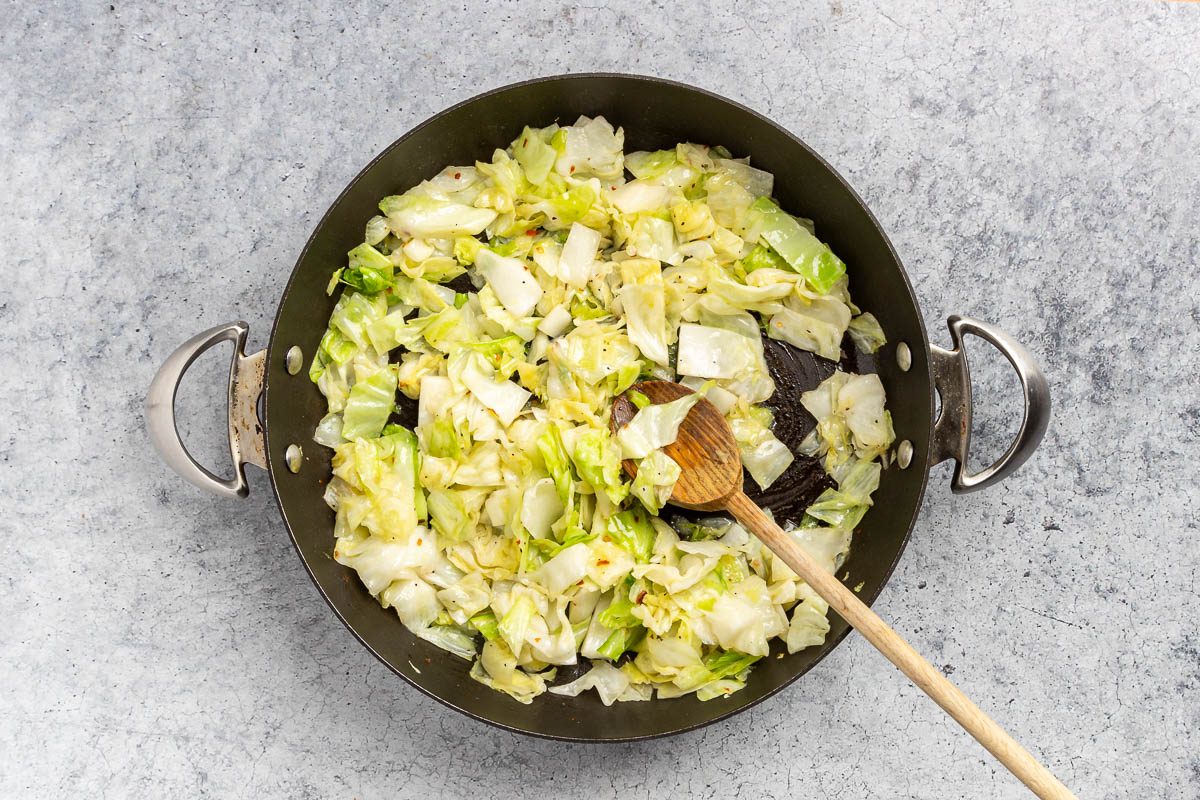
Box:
930;315;1051;493
146;321;267;498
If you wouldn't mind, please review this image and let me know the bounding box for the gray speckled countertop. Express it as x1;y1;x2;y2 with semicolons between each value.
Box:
4;2;1198;798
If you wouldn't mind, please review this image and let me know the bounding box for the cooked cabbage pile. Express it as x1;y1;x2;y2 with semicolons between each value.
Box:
308;117;894;705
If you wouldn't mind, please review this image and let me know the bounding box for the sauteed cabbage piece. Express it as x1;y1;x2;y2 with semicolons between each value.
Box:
308;117;894;705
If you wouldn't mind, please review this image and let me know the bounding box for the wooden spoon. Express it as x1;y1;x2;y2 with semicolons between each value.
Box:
611;381;1076;800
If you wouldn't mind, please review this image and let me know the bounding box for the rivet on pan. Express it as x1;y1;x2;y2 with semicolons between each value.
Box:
286;346;303;375
896;342;912;372
896;439;913;469
285;444;303;473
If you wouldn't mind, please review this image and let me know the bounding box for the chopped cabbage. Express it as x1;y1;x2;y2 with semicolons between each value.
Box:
341;366;397;440
727;404;795;490
629;449;682;514
606;508;657;562
616;390;703;459
313;412;346;448
380;194;498;239
329;426;424;542
618;258;669;366
766;294;852;362
676;323;755;380
459;352;531;427
538;543;590;594
341;243;393;295
512;125;557;186
570;428;629;505
625;149;677;180
801;371;895;470
555;116;624;180
679;376;736;414
747;196;845;294
549;662;646;705
471;640;549;704
475;247;543;317
558;222;601;287
787;584;831;653
847;311;887;354
310;118;891;706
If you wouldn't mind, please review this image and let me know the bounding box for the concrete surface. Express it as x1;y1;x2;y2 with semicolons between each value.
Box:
3;2;1198;798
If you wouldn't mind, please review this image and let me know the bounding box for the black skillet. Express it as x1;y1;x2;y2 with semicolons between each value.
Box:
147;74;1050;741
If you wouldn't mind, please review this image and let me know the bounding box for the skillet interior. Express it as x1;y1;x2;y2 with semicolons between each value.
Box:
264;74;933;741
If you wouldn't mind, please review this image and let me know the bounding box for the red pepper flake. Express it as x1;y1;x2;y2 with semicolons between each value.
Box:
569;165;576;173
635;590;647;604
526;229;537;236
597;559;610;566
453;171;461;179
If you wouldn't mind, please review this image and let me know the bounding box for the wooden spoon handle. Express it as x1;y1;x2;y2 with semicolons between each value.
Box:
724;490;1077;800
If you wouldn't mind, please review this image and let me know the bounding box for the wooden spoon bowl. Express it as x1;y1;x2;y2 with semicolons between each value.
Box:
610;380;742;511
